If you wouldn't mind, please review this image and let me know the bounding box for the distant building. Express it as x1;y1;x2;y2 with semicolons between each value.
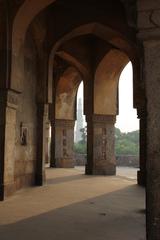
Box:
75;98;84;143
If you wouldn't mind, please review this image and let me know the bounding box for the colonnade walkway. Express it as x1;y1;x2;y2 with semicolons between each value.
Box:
0;167;145;240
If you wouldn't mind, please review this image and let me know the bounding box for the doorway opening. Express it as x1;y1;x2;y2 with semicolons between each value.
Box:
115;62;140;180
74;81;87;174
45;121;51;168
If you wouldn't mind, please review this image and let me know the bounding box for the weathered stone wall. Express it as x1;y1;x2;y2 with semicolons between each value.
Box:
92;115;116;175
2;91;19;197
14;32;37;191
137;1;160;238
55;119;75;168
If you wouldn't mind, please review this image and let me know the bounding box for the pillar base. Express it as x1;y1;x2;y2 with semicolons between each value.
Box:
86;114;116;176
93;164;116;175
35;172;45;186
0;185;4;201
0;182;16;201
54;119;75;168
137;170;146;186
50;163;57;168
85;163;116;176
56;158;74;168
85;164;93;175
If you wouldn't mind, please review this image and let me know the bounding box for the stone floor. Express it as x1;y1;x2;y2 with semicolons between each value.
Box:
0;167;145;240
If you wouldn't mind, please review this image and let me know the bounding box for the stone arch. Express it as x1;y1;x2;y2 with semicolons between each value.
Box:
55;66;82;120
48;22;134;103
48;51;90;103
11;0;57;91
53;66;83;168
11;0;129;92
56;51;90;79
94;49;129;115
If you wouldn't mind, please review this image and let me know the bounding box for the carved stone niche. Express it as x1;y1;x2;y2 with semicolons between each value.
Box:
20;122;28;146
0;89;19;109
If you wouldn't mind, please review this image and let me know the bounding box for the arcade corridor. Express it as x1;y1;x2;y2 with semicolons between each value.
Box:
0;168;145;240
0;1;160;239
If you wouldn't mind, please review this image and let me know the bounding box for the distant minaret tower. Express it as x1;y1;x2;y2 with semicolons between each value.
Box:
75;98;83;142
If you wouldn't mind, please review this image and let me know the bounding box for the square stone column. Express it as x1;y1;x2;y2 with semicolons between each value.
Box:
86;114;116;175
0;90;18;200
137;2;160;238
50;119;56;168
137;108;147;186
143;40;160;240
35;104;48;186
44;121;50;164
55;119;75;168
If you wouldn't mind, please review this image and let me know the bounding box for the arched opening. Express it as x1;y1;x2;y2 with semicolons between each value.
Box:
49;65;82;169
0;0;147;238
74;81;87;173
115;62;140;180
93;49;129;175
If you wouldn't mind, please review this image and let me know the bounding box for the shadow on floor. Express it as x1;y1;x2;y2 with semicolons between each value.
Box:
45;167;137;185
46;173;89;185
0;185;146;240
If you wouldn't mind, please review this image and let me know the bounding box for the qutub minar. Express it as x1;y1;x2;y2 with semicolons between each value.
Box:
75;98;84;143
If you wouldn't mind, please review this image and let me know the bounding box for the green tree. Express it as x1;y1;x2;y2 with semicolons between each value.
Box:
115;128;139;155
74;126;87;154
74;127;139;156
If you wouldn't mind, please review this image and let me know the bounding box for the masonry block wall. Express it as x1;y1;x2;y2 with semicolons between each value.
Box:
14;32;37;192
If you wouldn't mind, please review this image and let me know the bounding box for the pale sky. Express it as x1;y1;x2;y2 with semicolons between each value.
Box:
77;62;139;133
116;62;139;132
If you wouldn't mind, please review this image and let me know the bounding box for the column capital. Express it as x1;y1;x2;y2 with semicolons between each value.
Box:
0;89;19;109
86;114;116;124
55;119;75;128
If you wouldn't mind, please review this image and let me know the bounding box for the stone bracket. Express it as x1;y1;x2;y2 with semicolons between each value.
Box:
0;89;19;109
86;114;116;124
55;119;75;128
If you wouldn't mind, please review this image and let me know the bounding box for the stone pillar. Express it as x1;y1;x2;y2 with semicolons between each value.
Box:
35;104;48;185
49;103;56;168
55;119;75;168
45;121;50;164
86;114;116;175
142;40;160;240
50;118;56;168
137;108;147;186
137;2;160;238
0;90;18;200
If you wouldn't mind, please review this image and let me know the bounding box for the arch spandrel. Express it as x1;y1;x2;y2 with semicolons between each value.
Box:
11;0;57;91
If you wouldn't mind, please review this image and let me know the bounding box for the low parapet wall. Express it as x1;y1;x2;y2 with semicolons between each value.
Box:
74;154;87;166
74;154;139;168
116;155;139;168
